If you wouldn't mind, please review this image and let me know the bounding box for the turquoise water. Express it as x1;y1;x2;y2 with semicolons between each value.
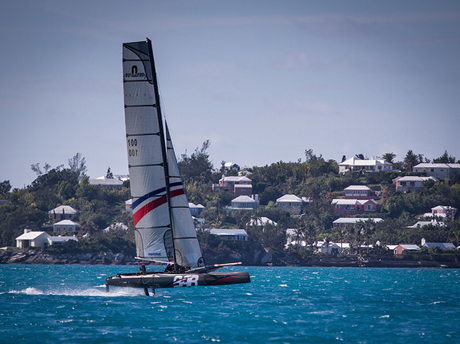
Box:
1;265;459;343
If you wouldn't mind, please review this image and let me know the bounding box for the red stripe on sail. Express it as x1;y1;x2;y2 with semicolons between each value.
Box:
133;195;167;226
133;188;186;226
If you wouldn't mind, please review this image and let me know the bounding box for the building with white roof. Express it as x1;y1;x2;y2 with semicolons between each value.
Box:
413;163;460;180
212;175;252;195
394;244;421;255
48;205;78;222
339;157;393;174
206;228;248;241
16;229;77;248
189;203;205;217
276;194;308;215
333;217;383;227
53;220;80;234
393;176;437;193
344;185;374;199
89;177;123;190
332;199;379;216
227;195;259;214
16;230;50;248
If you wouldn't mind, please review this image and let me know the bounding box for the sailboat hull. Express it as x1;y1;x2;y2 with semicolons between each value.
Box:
106;271;250;290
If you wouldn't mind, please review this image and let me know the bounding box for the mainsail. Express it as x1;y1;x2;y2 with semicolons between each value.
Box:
123;39;204;268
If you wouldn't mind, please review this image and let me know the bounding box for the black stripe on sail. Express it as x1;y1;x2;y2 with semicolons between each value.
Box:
128;163;164;168
124;104;156;108
126;132;160;137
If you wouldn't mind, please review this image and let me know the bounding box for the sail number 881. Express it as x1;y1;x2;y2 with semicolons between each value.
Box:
127;139;138;157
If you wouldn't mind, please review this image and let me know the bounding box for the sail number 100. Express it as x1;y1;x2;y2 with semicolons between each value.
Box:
127;139;138;157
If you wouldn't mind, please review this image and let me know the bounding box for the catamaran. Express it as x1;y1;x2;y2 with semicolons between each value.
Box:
106;39;250;295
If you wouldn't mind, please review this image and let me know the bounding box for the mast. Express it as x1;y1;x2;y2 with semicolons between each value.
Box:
145;38;178;268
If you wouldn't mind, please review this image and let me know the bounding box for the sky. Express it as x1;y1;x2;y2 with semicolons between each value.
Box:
1;0;460;188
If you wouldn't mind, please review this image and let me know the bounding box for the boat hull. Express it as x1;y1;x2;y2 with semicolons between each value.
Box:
106;271;250;290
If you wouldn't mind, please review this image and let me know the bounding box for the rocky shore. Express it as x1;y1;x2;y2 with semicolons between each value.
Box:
1;248;459;268
0;249;136;265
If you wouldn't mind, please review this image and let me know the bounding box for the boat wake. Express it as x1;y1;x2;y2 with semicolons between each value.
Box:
9;286;145;297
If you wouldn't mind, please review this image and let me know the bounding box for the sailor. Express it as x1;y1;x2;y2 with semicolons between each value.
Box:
164;262;174;272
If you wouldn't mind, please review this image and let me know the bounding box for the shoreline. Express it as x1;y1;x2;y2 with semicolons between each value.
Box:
1;249;459;268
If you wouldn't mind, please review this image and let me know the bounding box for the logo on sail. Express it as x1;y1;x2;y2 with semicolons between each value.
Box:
124;64;146;79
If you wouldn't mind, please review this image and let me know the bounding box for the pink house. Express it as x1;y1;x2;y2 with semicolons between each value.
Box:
332;199;379;216
394;244;420;255
212;175;252;196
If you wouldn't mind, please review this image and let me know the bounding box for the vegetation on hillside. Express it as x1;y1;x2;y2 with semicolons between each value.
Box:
1;148;459;263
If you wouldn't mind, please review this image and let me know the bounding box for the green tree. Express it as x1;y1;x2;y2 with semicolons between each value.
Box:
382;152;396;164
433;150;456;163
178;140;213;184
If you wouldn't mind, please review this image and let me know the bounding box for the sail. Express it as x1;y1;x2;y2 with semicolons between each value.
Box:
166;123;205;268
123;40;173;262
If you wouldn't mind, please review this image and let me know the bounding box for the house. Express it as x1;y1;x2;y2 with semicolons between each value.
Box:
315;241;344;254
16;229;77;248
393;176;437;193
89;176;124;190
48;205;78;222
339;157;393;174
422;205;457;222
189;203;205;217
344;185;374;199
413;163;460;180
421;238;455;250
248;216;277;227
16;229;50;248
286;228;306;247
206;228;248;241
53;220;81;234
332;217;383;227
125;199;133;213
394;244;420;255
227;195;259;214
276;194;308;215
48;235;78;245
222;162;240;172
332;199;379;216
407;219;445;229
212;175;252;195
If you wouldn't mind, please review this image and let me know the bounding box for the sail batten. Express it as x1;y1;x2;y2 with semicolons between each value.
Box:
123;39;204;268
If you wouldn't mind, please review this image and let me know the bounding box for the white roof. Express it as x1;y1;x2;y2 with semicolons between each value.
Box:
49;236;78;243
277;194;303;203
286;228;297;235
332;199;357;205
249;217;277;226
207;228;248;236
398;244;420;250
49;205;78;215
340;157;391;166
232;195;256;203
189;203;205;209
407;220;445;228
344;185;371;191
333;217;383;224
54;220;80;226
16;231;49;240
221;176;251;182
396;176;438;182
234;184;252;189
414;163;460;169
89;178;123;185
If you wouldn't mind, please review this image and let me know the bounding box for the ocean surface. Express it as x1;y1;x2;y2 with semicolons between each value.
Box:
1;265;459;343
